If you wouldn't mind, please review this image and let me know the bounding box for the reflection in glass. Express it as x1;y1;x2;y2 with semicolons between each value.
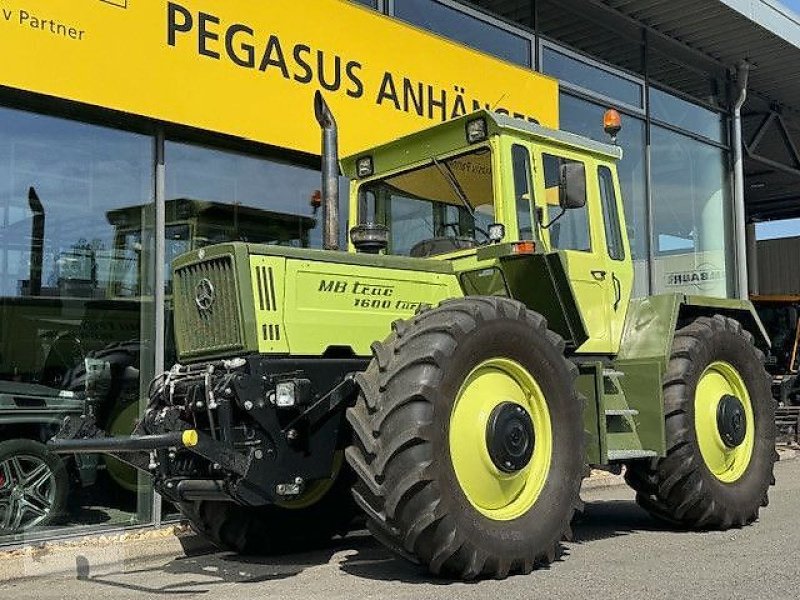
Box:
649;87;726;144
650;125;732;297
542;47;643;108
0;107;155;543
395;0;531;67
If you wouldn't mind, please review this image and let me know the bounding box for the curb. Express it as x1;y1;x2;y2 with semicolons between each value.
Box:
0;525;213;585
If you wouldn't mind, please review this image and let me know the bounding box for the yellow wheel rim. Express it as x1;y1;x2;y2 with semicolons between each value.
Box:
694;361;755;483
449;358;552;521
275;451;343;510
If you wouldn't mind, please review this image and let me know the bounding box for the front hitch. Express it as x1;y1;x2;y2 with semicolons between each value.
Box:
47;414;248;476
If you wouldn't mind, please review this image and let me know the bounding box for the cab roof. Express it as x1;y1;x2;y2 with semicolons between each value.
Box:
341;110;623;178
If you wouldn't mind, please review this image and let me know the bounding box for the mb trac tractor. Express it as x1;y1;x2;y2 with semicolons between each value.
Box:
50;92;777;580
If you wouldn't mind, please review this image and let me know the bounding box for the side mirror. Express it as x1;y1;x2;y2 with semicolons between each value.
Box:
559;162;586;209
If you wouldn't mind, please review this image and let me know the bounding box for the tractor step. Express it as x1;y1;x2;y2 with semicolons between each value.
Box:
603;369;625;378
607;449;658;461
605;409;639;417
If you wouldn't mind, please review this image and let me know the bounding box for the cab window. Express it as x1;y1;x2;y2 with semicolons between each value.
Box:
598;165;625;261
359;148;495;257
511;144;534;241
542;153;590;252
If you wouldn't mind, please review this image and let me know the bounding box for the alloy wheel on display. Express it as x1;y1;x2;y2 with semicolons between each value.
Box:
0;455;57;533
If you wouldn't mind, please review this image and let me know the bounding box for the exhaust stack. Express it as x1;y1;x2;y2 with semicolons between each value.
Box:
28;186;44;296
314;91;340;251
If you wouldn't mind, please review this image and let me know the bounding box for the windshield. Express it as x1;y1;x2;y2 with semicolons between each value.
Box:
358;148;494;257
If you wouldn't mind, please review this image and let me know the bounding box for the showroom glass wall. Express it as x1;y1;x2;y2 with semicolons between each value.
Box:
389;0;735;298
0;105;156;544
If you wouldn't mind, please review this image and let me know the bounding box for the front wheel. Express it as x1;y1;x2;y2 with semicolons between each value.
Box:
346;297;585;580
626;315;777;528
178;454;358;554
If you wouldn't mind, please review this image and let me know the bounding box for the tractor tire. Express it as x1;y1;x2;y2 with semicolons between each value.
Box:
625;315;777;529
346;297;585;580
0;439;69;533
177;456;358;555
63;341;142;493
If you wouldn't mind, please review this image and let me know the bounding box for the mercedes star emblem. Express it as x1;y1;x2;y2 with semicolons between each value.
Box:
195;278;216;311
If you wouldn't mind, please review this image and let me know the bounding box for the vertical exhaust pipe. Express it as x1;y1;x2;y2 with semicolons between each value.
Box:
313;91;339;251
28;186;44;296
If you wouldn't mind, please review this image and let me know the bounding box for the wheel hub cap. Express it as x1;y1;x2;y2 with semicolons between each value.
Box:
449;358;553;521
717;394;747;448
486;402;535;473
694;361;755;483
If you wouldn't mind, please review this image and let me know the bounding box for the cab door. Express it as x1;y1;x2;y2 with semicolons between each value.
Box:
596;164;633;352
535;149;614;354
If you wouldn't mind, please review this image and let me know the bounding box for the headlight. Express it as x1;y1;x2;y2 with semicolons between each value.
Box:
356;156;374;178
466;118;488;144
488;223;505;243
275;381;297;408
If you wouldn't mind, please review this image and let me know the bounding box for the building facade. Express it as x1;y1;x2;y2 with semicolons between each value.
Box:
0;0;789;545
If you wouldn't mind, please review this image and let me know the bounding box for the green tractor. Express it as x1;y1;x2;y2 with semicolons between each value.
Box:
50;93;777;579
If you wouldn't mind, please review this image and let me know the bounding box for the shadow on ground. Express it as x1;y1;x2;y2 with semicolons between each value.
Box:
73;499;681;594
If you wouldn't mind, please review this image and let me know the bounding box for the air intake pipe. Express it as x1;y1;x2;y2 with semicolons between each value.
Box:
314;91;340;251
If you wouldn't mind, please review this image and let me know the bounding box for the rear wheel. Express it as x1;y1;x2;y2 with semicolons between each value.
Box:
626;315;777;528
346;297;585;579
178;455;357;554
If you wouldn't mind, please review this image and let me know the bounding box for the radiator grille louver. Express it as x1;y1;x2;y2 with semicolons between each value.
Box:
255;265;282;342
174;255;244;357
255;265;278;312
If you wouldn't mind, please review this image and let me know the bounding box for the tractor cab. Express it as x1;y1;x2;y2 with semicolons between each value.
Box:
343;110;633;354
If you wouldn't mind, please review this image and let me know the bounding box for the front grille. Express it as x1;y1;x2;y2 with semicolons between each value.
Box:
174;255;244;357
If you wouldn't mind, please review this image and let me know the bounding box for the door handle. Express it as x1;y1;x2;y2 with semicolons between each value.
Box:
591;270;607;281
612;273;622;312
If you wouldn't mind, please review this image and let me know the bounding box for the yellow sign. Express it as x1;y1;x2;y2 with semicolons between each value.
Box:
0;0;558;156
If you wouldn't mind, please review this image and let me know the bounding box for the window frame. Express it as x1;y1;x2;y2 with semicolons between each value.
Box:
538;150;592;253
597;165;626;262
510;143;535;241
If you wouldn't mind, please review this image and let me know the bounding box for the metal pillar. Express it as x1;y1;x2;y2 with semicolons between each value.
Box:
732;61;750;299
746;222;759;295
151;130;166;526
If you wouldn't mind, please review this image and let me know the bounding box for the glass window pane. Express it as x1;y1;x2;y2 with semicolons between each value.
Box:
651;125;732;297
352;0;378;7
542;153;590;252
359;148;495;256
598;166;625;261
647;43;726;114
536;0;644;75
0;107;155;545
511;144;534;240
558;93;648;295
542;46;643;108
394;0;531;67
649;87;726;144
